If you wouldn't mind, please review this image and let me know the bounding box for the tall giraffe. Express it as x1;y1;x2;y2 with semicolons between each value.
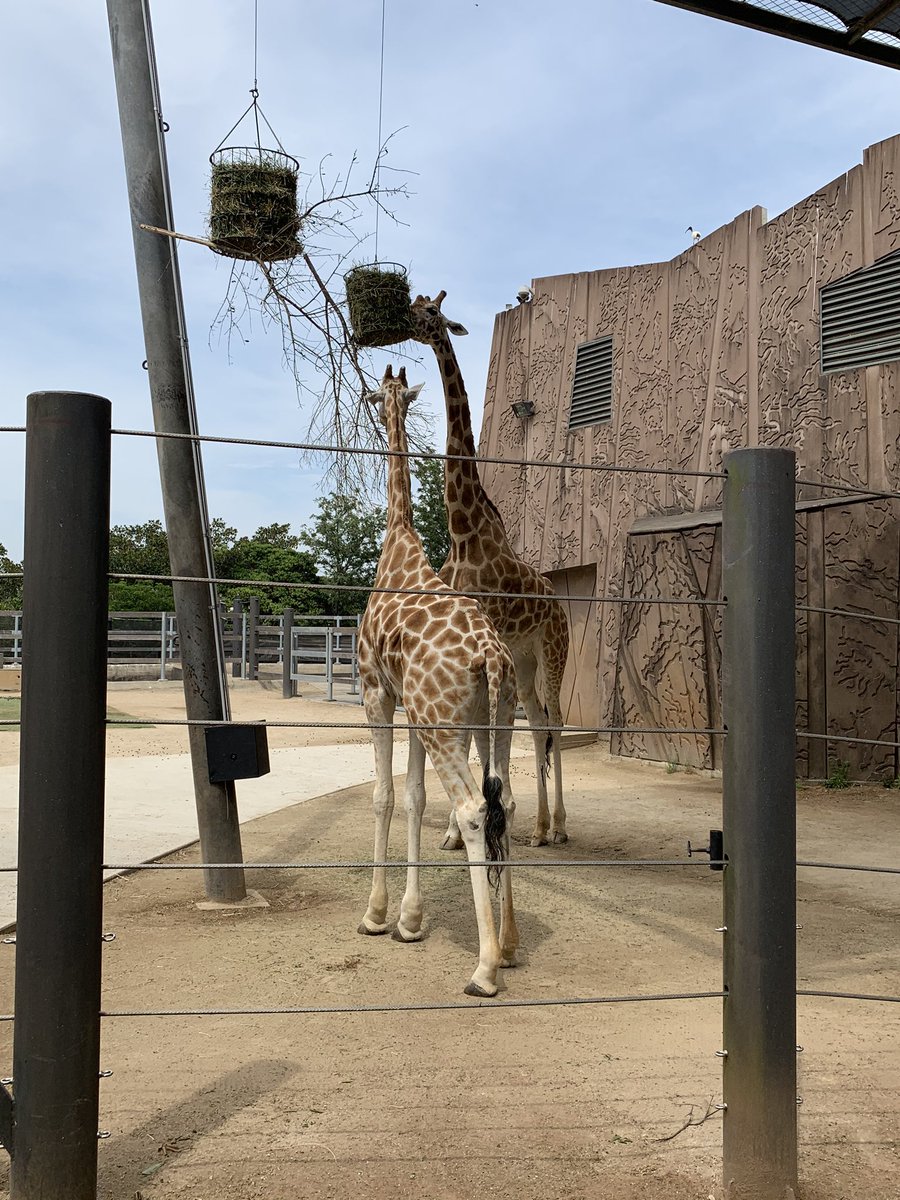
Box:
356;365;519;997
410;291;571;848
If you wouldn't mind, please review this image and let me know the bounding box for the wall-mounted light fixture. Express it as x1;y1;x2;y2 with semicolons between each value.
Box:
510;399;535;419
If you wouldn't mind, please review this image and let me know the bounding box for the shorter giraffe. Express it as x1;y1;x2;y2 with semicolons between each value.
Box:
356;365;519;997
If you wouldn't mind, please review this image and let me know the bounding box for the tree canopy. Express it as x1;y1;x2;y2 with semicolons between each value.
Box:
298;494;386;615
4;469;451;619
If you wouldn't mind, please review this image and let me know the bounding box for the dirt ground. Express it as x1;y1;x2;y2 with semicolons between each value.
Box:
0;681;897;1199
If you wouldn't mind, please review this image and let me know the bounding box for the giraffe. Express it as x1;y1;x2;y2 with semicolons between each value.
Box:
409;291;571;848
356;364;519;997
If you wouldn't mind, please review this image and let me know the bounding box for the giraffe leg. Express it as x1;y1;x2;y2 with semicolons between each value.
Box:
546;696;567;843
394;731;427;942
428;739;505;997
491;686;519;966
516;653;552;846
498;832;519;968
359;686;396;936
439;727;468;852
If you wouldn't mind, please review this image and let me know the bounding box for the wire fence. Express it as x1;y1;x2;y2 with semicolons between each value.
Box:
4;415;899;1199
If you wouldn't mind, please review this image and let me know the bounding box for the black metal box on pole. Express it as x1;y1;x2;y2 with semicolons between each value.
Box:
205;724;270;783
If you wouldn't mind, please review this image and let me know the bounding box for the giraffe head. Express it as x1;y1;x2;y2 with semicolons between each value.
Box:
409;291;469;348
366;364;423;427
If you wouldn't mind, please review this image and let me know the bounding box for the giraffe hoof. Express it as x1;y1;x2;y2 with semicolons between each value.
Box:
530;834;549;848
440;833;464;851
500;953;518;969
391;925;423;943
464;980;498;998
357;920;389;936
551;830;569;844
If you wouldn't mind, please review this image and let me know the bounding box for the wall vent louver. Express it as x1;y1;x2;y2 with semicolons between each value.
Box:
820;249;900;373
568;336;613;430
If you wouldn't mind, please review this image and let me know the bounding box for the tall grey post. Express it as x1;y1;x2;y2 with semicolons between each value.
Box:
107;0;245;901
282;607;294;699
248;596;260;682
10;394;111;1199
722;447;798;1199
232;598;244;678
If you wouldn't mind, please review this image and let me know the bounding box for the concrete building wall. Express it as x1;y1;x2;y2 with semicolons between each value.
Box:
478;134;900;778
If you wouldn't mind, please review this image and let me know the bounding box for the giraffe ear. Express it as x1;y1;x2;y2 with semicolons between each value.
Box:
403;383;425;403
365;389;383;405
445;319;468;337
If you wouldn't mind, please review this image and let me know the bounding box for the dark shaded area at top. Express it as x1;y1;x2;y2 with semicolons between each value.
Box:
654;0;900;68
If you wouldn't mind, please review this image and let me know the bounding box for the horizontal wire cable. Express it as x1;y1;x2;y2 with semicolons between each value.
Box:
0;858;888;874
797;729;900;750
796;476;900;504
99;858;723;872
6;420;900;500
107;571;720;606
0;989;895;1020
93;718;724;735
797;989;900;1004
94;991;724;1019
798;602;900;628
108;427;727;480
796;859;900;875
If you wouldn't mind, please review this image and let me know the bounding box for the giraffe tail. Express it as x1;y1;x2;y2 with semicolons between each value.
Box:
482;644;508;891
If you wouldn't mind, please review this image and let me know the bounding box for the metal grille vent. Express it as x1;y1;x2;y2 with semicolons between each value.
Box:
569;336;613;430
820;250;900;373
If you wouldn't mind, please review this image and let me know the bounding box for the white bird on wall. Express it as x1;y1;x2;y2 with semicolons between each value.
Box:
686;226;701;245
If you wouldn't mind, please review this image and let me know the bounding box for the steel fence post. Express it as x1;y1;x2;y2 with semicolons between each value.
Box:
282;607;294;699
248;596;260;681
159;609;167;681
722;447;798;1199
10;392;110;1199
231;598;243;679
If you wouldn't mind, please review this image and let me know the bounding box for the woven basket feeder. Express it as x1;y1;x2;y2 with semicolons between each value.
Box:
209;147;302;262
345;263;414;347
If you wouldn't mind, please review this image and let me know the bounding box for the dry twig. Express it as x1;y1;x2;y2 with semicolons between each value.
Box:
654;1097;720;1143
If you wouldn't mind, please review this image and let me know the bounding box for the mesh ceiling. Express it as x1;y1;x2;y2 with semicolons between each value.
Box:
654;1;900;66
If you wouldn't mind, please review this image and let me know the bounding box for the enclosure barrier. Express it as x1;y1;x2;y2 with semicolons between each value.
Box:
6;393;111;1200
2;415;899;1200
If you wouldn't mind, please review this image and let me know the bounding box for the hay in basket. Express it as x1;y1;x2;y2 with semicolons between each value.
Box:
344;264;414;347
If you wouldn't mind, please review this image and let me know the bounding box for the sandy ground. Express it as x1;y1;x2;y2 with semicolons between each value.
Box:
0;681;897;1199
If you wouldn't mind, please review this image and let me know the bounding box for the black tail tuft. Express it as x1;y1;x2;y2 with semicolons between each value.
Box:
482;766;506;892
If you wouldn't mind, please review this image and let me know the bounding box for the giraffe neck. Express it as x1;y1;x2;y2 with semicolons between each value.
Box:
432;333;492;531
383;398;414;533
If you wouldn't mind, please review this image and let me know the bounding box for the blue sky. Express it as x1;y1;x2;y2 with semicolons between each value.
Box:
2;0;899;560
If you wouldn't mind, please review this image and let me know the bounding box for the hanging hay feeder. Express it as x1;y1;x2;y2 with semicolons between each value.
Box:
345;263;414;347
209;147;302;262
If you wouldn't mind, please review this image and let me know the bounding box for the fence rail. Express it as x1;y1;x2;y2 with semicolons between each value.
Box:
3;403;896;1200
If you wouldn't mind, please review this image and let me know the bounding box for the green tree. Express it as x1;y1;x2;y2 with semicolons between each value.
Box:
299;492;386;614
216;537;324;614
108;519;174;610
412;449;449;571
252;522;300;550
0;543;22;610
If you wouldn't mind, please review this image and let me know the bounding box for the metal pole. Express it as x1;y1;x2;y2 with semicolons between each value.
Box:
158;609;167;681
231;598;243;679
107;0;245;901
248;596;260;682
241;611;248;680
326;628;334;702
722;447;798;1199
282;607;294;699
11;393;110;1199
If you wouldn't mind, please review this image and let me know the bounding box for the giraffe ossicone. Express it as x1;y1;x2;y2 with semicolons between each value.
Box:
356;363;519;997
